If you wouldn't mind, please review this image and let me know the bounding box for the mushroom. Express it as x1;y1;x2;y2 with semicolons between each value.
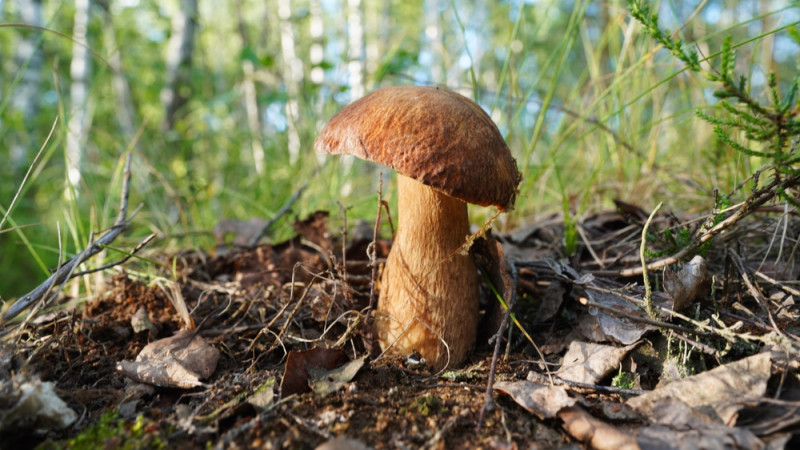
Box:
315;85;520;370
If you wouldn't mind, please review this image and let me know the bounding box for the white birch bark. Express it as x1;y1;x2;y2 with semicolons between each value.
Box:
101;5;137;143
65;0;93;200
309;0;325;85
346;0;364;101
161;0;198;131
236;0;266;174
278;0;302;164
9;0;43;168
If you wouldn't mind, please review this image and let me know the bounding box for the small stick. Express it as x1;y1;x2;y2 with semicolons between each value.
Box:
3;152;138;322
594;172;800;277
476;259;519;433
248;180;309;248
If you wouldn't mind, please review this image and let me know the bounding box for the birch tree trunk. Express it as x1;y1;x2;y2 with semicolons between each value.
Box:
346;0;364;101
236;0;266;174
278;0;302;164
9;0;43;169
161;0;198;132
309;0;325;86
65;0;93;200
100;4;137;143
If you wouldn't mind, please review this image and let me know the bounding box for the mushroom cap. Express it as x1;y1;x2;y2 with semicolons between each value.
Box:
314;85;521;211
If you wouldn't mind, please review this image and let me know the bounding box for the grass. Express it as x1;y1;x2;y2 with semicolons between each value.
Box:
1;0;797;304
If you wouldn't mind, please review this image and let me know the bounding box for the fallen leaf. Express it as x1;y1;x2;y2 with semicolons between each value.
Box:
537;281;568;323
280;346;349;397
309;355;367;398
555;341;639;385
584;289;658;344
636;402;766;450
627;352;771;425
131;305;157;335
117;330;220;388
664;255;710;310
246;379;276;411
493;380;575;420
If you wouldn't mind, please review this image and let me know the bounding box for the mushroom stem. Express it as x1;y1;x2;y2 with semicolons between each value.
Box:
376;174;479;370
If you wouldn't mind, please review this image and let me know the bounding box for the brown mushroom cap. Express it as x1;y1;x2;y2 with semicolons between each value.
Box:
314;85;521;211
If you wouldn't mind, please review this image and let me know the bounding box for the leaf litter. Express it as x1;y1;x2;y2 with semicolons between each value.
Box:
0;204;799;449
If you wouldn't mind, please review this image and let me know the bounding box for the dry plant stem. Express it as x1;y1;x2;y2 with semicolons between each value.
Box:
3;152;136;322
755;271;800;297
366;173;385;322
640;202;662;320
376;174;479;371
335;201;353;307
730;251;797;341
72;232;156;277
598;172;800;278
526;371;647;396
578;293;705;336
477;259;519;433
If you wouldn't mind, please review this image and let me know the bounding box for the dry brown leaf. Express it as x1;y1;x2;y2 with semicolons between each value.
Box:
493;380;575;420
117;330;220;388
555;341;639;385
636;401;766;450
131;305;157;335
309;355;366;398
627;352;771;425
536;281;567;323
280;346;349;397
663;255;711;310
584;289;655;344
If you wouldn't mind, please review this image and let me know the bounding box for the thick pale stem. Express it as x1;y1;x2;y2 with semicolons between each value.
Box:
376;174;479;370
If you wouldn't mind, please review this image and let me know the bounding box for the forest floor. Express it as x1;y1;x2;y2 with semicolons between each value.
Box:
1;206;799;449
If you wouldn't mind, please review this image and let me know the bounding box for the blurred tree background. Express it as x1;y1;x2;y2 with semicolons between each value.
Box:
0;0;798;301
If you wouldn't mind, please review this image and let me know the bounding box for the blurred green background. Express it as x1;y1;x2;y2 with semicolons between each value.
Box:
1;0;798;301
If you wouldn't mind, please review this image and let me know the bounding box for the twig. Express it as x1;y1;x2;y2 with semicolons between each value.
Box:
577;292;704;336
3;152;138;322
526;371;648;396
730;250;797;342
247;180;309;248
594;172;800;277
476;259;518;433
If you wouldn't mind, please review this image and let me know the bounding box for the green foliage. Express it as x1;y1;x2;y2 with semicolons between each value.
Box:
42;411;165;450
627;0;701;72
611;366;636;390
414;394;443;417
629;0;800;181
2;1;798;302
